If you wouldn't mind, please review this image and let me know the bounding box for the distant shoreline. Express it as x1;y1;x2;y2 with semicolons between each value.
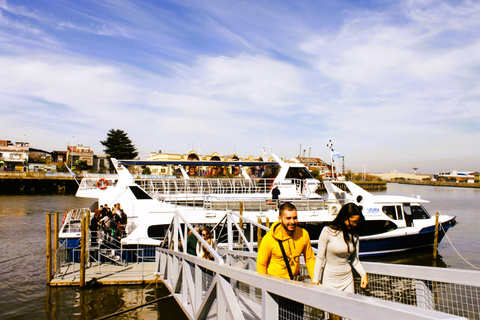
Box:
393;180;480;189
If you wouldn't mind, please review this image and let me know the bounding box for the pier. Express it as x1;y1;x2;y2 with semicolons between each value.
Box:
49;210;479;319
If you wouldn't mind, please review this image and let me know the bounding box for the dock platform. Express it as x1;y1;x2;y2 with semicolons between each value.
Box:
50;261;158;287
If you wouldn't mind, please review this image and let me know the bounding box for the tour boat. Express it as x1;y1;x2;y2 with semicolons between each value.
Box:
58;153;456;259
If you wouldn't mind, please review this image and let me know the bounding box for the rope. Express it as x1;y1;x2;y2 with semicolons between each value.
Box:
108;274;162;317
93;293;173;320
0;248;45;264
440;223;479;270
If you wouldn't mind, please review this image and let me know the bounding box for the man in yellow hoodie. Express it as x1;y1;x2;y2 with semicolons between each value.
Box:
257;202;315;318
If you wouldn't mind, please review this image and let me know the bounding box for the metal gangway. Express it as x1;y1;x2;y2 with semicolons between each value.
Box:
155;210;479;320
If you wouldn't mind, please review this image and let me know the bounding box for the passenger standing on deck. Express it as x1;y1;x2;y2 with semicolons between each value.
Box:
271;186;281;209
257;202;316;319
312;203;368;320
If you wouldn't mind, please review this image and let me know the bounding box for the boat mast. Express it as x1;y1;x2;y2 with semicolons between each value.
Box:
327;140;334;180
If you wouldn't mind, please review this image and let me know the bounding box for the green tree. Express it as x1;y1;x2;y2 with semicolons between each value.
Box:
100;129;138;160
142;166;151;175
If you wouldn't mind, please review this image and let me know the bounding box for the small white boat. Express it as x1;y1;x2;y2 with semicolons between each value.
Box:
59;153;456;258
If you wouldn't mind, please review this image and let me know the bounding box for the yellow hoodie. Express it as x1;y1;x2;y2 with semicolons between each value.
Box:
257;220;315;280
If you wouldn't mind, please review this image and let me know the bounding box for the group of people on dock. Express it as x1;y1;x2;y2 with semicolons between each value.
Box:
257;202;368;320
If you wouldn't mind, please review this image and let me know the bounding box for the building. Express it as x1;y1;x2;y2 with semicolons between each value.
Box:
67;144;94;169
434;171;475;183
0;140;29;172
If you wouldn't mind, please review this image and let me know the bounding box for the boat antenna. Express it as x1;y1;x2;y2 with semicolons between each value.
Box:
263;126;271;153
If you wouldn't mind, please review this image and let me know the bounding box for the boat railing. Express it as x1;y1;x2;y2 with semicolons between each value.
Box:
135;177;277;196
60;208;91;234
77;177;119;191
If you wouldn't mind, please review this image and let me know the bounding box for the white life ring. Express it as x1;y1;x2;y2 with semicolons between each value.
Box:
96;178;108;190
328;204;341;216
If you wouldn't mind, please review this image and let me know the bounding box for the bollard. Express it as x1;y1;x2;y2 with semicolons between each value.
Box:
433;211;440;259
266;217;270;229
46;212;52;284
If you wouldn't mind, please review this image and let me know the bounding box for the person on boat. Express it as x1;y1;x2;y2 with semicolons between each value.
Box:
312;203;368;320
271;185;281;205
196;228;217;260
257;202;316;318
90;210;101;246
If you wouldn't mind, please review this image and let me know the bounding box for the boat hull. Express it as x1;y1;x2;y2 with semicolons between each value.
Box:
358;217;456;256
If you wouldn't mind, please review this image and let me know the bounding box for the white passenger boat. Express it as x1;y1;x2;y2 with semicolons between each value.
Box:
59;153;456;259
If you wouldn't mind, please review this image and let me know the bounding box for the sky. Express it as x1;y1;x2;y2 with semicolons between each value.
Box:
1;0;479;174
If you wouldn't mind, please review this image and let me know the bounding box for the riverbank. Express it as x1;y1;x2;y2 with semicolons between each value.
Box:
0;172;78;195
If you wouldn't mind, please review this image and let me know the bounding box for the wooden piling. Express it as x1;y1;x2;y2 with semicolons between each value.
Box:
257;218;262;248
80;216;86;288
54;212;59;273
433;211;440;259
46;212;52;284
266;217;270;229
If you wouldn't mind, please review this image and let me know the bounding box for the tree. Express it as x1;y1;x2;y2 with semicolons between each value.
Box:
100;129;138;160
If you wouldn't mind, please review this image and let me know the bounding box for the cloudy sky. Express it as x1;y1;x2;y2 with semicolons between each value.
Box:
1;0;479;173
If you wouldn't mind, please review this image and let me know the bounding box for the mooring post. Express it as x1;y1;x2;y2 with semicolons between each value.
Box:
86;210;90;262
46;212;52;285
433;211;440;259
80;216;86;288
257;218;262;248
266;217;270;229
54;212;59;273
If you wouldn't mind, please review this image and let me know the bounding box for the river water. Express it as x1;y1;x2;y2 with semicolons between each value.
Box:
0;183;478;319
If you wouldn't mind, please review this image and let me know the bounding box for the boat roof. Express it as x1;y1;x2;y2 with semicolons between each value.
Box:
369;195;429;204
118;160;279;166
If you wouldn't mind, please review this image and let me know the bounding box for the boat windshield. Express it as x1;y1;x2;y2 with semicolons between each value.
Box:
404;204;431;219
285;167;314;179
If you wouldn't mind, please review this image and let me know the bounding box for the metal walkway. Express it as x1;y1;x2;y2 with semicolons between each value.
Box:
156;210;479;320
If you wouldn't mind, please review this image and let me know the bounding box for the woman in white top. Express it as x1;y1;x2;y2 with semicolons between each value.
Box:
313;202;368;289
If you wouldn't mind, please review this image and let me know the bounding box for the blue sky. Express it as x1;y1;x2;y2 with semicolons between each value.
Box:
1;0;479;173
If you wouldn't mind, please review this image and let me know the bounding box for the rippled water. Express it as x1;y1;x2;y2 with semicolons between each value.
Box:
0;195;186;319
0;184;478;319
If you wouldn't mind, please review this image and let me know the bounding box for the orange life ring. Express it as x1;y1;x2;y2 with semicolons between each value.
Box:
62;213;67;225
97;178;108;190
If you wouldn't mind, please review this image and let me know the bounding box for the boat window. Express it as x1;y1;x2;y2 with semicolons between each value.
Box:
403;204;413;227
411;205;430;219
358;220;398;236
147;225;168;239
396;205;403;220
285;167;314;179
129;186;152;199
382;206;397;220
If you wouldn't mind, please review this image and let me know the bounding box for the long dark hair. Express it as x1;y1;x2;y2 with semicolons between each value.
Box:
328;203;365;253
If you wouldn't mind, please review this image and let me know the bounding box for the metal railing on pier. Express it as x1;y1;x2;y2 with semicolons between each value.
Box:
155;209;478;320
